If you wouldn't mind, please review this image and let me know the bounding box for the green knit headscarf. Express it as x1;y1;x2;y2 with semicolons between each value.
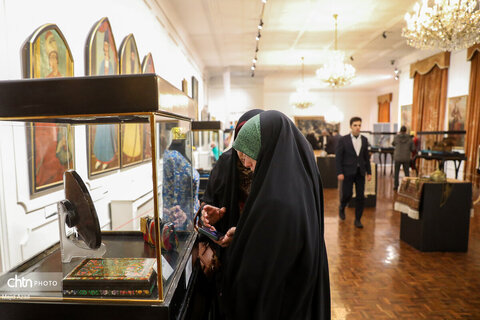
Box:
233;114;261;160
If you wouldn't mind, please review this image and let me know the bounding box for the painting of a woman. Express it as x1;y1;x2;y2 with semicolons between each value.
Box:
22;24;74;193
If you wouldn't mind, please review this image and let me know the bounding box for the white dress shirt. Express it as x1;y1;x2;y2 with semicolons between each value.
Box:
351;133;362;156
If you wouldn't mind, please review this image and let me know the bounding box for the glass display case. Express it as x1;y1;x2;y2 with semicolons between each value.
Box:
362;131;396;175
191;121;224;197
0;75;198;318
192;121;224;171
414;131;467;179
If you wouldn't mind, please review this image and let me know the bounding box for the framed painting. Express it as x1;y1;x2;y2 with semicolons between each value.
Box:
120;123;144;167
26;123;75;194
22;24;74;78
119;34;141;75
142;53;155;74
294;116;340;138
85;17;121;177
22;24;75;194
87;124;120;176
191;76;199;120
181;78;188;95
447;95;467;147
400;104;412;133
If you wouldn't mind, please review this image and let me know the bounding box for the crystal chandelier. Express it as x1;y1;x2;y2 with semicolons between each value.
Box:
290;57;314;109
402;0;480;51
316;14;355;88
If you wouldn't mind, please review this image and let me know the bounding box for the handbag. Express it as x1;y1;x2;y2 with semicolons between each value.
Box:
194;205;221;277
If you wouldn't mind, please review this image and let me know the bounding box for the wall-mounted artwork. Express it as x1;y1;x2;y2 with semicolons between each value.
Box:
181;78;188;95
119;34;141;75
85;17;121;177
142;53;155;74
119;34;143;167
191;76;199;120
22;24;74;78
22;24;75;194
294;116;340;138
400;104;412;133
121;123;144;167
447;95;467;147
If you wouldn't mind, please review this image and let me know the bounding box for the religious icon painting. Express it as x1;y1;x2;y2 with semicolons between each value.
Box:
85;17;121;177
119;34;141;75
22;23;74;79
120;123;144;167
21;24;75;194
142;53;155;74
87;124;120;177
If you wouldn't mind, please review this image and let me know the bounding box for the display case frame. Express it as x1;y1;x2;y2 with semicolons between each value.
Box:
0;74;199;317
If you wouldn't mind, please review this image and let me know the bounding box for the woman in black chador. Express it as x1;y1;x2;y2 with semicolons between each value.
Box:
224;110;331;319
198;109;264;319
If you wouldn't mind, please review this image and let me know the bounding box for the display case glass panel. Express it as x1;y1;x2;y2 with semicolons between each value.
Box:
191;121;224;171
0;75;197;306
417;131;466;154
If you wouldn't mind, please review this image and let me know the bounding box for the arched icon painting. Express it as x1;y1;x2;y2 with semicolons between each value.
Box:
22;24;75;194
141;52;155;74
119;34;141;75
119;34;143;167
141;53;155;162
85;17;121;177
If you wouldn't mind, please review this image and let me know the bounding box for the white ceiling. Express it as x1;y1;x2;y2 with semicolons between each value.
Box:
169;0;420;90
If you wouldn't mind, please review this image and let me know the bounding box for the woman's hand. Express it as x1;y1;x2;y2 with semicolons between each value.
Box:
201;205;226;228
214;227;236;248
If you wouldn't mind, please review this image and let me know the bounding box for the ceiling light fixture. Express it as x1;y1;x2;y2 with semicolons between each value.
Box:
251;0;266;77
316;14;356;88
290;57;314;109
402;0;480;51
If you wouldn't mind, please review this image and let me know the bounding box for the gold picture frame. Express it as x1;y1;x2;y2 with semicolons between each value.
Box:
85;17;121;177
22;24;75;194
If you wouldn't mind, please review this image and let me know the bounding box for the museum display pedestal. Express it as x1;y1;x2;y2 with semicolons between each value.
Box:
316;156;337;188
399;182;471;252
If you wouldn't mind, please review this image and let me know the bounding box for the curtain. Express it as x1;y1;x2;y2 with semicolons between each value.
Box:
411;52;450;175
465;46;480;187
377;93;392;123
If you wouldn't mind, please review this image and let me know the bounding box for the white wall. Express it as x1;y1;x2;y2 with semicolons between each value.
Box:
264;90;377;135
208;74;265;125
0;0;205;272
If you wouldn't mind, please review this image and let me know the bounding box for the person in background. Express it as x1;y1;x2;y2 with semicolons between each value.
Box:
319;129;330;151
306;131;321;150
223;110;330;319
336;117;371;228
326;129;340;155
210;141;220;161
392;126;415;191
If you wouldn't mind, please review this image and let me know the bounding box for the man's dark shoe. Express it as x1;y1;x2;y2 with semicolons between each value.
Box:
354;220;363;228
339;207;345;220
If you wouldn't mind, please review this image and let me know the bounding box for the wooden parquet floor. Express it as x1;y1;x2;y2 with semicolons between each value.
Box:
325;172;480;320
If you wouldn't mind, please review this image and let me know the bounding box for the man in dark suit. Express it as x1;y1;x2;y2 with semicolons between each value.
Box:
326;129;340;155
336;117;372;228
